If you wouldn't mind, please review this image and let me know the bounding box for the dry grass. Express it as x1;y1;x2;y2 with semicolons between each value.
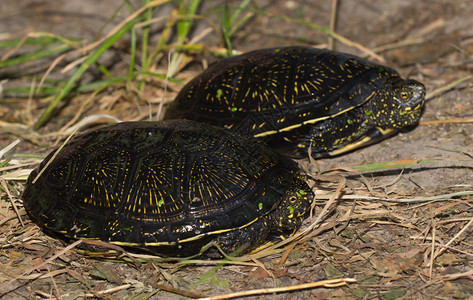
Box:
1;143;472;298
1;0;473;299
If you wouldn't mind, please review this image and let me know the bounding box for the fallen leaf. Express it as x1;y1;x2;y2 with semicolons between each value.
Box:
248;267;287;279
436;253;462;266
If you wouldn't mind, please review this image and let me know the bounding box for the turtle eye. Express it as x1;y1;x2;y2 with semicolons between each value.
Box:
289;196;297;203
399;90;411;101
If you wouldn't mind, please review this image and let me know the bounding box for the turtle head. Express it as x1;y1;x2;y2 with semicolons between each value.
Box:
271;177;313;235
368;78;426;129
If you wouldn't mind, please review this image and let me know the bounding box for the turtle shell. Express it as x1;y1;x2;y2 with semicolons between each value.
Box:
164;46;426;158
22;120;313;257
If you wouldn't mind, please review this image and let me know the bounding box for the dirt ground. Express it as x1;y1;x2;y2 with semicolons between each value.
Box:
1;0;472;299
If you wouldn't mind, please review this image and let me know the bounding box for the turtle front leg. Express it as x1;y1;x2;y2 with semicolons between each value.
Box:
208;216;272;256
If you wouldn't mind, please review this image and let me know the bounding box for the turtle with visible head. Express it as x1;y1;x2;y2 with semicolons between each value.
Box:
22;120;313;257
164;46;426;158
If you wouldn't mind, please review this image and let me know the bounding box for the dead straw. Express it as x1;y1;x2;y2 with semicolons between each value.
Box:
425;74;473;101
0;178;23;226
328;0;339;50
431;215;473;263
313;191;473;203
198;278;356;300
0;240;83;293
420;118;473;125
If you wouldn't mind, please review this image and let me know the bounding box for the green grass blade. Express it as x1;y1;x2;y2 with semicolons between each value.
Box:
351;159;437;172
140;71;184;85
2;86;60;96
220;4;233;53
176;0;201;45
0;36;61;49
128;25;137;84
140;0;153;76
0;43;72;68
228;0;253;36
164;0;202;77
219;0;253;54
0;34;79;51
2;76;126;97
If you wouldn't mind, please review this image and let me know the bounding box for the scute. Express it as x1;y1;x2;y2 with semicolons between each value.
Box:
23;120;313;256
